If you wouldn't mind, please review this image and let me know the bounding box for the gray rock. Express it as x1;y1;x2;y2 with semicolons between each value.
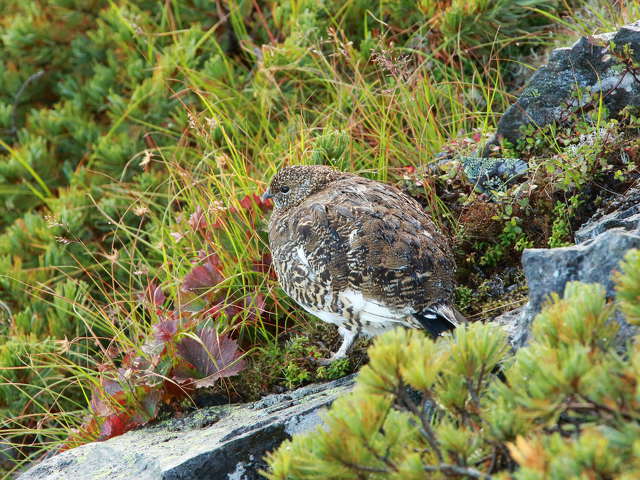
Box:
19;375;355;480
492;307;525;349
522;229;640;312
575;185;640;243
487;21;640;149
460;156;528;193
511;227;640;348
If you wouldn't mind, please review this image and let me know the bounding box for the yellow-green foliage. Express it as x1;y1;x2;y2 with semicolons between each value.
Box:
0;336;58;417
265;250;640;479
616;249;640;326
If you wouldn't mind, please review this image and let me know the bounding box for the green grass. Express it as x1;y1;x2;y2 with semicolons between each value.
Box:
1;0;640;476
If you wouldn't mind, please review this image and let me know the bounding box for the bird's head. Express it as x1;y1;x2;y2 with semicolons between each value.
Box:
263;165;344;211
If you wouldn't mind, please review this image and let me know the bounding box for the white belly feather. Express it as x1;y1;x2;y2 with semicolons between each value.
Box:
286;246;417;337
301;288;416;337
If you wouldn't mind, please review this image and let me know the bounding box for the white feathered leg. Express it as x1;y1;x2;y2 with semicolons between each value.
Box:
316;326;358;365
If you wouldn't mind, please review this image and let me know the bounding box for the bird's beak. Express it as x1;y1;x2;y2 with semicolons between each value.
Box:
261;189;274;201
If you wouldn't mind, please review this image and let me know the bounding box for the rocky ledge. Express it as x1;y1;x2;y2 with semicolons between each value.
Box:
19;375;355;480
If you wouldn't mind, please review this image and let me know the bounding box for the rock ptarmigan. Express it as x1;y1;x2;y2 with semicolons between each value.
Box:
264;165;464;363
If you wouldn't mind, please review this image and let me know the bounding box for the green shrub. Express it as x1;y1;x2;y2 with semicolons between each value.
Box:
1;0;637;474
0;336;58;418
265;249;640;479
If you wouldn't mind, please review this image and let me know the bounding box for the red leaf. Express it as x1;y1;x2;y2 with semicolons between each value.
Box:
90;392;112;418
239;195;253;210
121;349;152;370
153;318;178;343
212;218;224;229
102;378;124;396
140;387;162;419
90;378;125;417
238;194;272;212
204;252;223;270
243;293;266;319
175;328;246;387
202;303;223;318
164;376;195;399
98;413;139;441
224;302;243;320
148;283;167;307
181;266;222;292
253;193;272;211
139;281;166;307
181;254;224;293
152;285;166;306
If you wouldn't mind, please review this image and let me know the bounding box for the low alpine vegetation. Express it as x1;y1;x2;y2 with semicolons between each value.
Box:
1;0;640;476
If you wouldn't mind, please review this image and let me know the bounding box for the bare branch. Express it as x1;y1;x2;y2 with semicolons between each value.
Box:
424;463;493;479
396;384;443;463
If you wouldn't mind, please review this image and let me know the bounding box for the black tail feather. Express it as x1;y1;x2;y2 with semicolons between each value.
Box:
413;303;465;338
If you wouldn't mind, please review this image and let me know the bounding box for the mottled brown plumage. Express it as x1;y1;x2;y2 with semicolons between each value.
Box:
264;165;463;362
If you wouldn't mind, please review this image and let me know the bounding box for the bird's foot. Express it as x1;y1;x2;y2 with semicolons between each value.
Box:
311;326;357;365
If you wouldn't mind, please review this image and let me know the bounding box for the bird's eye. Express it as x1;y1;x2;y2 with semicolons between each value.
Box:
280;186;290;194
